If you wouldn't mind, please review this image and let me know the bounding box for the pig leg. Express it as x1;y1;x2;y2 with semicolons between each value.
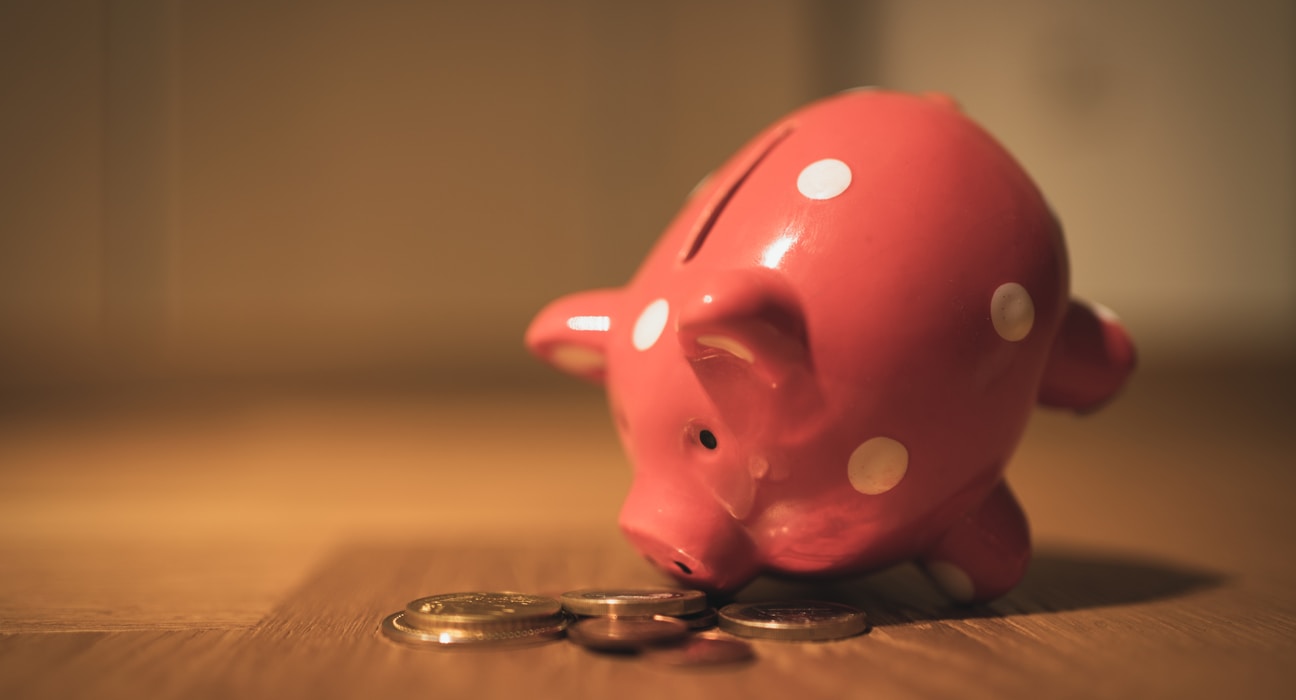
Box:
917;480;1030;604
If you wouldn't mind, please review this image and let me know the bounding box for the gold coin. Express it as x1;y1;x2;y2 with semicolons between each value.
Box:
560;588;707;617
380;611;567;648
403;591;563;632
718;600;867;641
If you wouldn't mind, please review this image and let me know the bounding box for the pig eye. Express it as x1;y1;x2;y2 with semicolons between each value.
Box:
698;430;718;450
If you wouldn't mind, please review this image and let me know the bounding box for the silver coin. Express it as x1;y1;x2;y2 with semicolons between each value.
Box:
403;591;563;632
380;611;567;648
718;600;867;641
566;615;690;651
643;633;756;666
560;588;707;617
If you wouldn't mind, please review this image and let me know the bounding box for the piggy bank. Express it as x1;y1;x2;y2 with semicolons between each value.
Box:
526;90;1135;602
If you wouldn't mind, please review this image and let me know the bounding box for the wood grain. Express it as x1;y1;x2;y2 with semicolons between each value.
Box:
2;541;1290;700
1;367;1294;699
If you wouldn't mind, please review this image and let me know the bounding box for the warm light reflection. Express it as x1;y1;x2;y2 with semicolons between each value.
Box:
566;315;611;332
760;232;798;269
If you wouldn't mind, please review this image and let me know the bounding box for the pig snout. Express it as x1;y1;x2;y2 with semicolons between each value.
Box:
618;480;761;593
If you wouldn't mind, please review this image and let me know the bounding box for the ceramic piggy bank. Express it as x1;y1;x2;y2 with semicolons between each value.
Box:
526;90;1135;602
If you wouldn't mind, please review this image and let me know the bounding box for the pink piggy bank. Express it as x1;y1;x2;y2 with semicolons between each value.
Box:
526;90;1135;602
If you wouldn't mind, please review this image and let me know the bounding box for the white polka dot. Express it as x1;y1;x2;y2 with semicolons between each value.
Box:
695;334;754;363
549;344;605;374
847;436;908;495
797;159;852;200
927;561;975;603
633;299;670;351
991;282;1035;342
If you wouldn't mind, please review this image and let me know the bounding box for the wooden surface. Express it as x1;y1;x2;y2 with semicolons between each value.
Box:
1;366;1294;699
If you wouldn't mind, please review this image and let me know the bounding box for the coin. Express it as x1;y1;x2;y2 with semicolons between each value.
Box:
560;588;708;617
718;600;867;641
403;592;564;632
643;633;756;666
566;615;690;651
671;606;718;630
380;611;567;648
576;606;716;630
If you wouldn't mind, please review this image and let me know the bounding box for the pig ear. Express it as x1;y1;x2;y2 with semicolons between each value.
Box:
525;288;622;384
1038;299;1137;413
677;269;811;390
921;91;963;112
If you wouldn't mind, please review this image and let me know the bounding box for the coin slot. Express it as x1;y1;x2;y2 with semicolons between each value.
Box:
673;561;693;575
680;125;793;264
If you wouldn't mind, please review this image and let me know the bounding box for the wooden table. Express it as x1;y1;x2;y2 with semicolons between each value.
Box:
2;366;1293;699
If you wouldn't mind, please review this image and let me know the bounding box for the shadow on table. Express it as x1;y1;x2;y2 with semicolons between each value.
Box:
732;544;1226;627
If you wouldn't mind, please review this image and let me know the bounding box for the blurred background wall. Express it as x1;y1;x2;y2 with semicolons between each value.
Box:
1;0;1292;392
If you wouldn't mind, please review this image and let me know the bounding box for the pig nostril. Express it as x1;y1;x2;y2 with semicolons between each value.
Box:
673;561;693;575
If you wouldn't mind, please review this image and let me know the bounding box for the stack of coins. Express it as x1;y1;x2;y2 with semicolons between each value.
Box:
559;588;723;656
381;592;568;647
380;588;867;665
